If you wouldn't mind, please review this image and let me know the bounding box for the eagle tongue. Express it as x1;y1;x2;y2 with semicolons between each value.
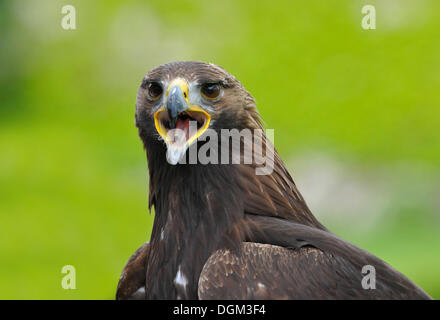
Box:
166;117;198;164
166;118;190;165
176;118;190;141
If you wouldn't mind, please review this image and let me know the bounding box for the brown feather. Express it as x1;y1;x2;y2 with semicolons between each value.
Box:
116;242;149;300
198;216;431;299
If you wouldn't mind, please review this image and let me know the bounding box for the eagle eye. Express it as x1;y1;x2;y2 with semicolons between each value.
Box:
201;83;221;100
147;82;163;100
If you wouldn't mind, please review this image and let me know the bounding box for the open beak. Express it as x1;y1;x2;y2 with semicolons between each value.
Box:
154;78;211;165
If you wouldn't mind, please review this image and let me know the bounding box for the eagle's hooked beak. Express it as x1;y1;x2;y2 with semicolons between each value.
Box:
154;78;211;165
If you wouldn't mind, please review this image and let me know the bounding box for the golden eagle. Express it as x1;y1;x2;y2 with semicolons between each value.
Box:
116;61;431;300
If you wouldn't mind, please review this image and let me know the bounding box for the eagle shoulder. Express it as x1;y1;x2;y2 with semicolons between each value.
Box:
199;228;432;300
198;242;328;299
116;242;149;300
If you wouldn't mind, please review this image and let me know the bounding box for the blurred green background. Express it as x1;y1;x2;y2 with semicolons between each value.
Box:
0;0;439;299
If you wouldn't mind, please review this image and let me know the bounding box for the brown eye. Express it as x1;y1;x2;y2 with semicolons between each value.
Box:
201;83;221;100
148;82;163;100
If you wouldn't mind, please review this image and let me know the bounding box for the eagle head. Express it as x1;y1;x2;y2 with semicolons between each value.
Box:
135;61;261;165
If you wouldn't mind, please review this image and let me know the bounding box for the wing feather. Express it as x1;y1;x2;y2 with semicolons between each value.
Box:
198;216;432;300
116;243;149;300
